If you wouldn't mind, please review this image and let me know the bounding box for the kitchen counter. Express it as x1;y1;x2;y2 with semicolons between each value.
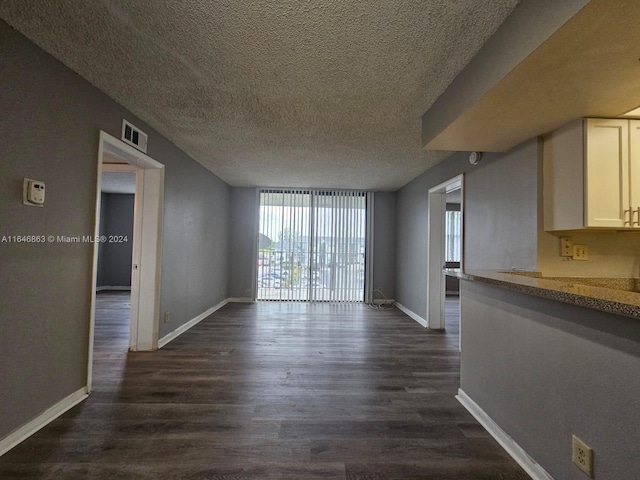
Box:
443;268;640;320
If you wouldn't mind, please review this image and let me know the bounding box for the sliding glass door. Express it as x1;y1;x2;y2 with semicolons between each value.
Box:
258;190;311;301
257;189;367;302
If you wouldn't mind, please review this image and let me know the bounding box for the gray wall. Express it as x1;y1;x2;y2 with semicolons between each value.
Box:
227;188;258;299
464;139;539;271
97;193;134;288
395;128;638;479
372;191;396;300
0;21;230;439
395;139;540;318
158;151;229;339
395;152;465;317
460;280;640;480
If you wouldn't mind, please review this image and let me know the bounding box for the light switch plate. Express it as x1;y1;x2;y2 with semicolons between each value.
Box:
573;244;589;260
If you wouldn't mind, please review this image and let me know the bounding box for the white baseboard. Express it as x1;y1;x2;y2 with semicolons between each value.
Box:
0;387;88;457
394;302;427;328
456;389;554;480
227;297;256;303
158;299;229;348
96;286;131;291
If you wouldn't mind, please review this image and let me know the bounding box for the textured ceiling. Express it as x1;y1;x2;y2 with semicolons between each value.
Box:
0;0;520;190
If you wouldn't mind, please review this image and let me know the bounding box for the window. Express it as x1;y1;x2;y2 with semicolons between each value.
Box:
257;190;367;302
445;210;461;262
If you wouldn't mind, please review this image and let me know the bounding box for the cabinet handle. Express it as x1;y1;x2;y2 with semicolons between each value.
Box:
624;208;632;225
634;207;640;227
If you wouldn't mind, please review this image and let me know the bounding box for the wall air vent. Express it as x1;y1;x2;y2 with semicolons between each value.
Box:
121;119;148;153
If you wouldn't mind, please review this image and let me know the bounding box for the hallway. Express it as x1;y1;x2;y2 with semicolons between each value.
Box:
0;294;527;479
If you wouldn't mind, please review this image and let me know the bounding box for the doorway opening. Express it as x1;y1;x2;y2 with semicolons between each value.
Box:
87;131;164;391
426;175;463;332
95;164;136;367
444;187;462;344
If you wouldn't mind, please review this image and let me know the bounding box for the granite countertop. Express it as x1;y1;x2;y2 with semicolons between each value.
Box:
443;268;640;320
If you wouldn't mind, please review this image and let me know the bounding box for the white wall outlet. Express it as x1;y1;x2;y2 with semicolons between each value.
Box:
573;244;589;260
560;236;573;257
164;312;170;324
572;435;594;477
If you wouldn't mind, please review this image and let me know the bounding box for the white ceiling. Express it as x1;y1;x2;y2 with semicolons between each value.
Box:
0;0;520;190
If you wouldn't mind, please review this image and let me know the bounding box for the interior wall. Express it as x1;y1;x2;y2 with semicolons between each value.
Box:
464;139;539;271
158;151;230;339
395;152;465;318
97;193;134;288
372;191;396;300
228;187;258;299
0;20;230;441
394;139;540;319
460;280;640;480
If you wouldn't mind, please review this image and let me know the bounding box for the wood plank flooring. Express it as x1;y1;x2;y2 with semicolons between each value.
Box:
0;293;529;479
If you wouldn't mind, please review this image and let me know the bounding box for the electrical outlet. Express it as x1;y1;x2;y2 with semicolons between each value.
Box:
560;236;573;257
572;435;594;477
164;312;170;324
573;244;589;260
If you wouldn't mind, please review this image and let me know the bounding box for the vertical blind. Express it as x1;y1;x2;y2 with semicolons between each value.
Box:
257;189;368;302
445;210;461;262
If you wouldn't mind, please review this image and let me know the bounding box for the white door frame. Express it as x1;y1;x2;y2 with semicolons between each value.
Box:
88;131;164;390
426;174;463;330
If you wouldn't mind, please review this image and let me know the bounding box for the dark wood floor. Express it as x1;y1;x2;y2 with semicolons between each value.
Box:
0;293;529;479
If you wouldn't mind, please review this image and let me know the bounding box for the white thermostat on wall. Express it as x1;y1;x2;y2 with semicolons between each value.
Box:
23;178;45;207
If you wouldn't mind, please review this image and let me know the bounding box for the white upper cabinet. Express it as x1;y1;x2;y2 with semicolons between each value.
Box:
629;121;640;224
584;118;629;228
544;118;640;231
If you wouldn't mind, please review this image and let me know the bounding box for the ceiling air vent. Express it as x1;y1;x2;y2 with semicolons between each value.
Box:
121;119;148;153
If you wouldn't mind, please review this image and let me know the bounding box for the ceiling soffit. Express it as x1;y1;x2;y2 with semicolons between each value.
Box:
423;0;640;152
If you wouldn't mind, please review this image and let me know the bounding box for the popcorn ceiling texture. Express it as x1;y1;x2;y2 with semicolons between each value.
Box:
0;0;519;190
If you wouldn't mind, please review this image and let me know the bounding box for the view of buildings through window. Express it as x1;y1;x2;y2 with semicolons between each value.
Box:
257;190;366;301
445;210;461;263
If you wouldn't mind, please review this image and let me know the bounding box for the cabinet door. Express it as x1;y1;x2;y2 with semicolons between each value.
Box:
584;118;629;228
629;120;640;227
